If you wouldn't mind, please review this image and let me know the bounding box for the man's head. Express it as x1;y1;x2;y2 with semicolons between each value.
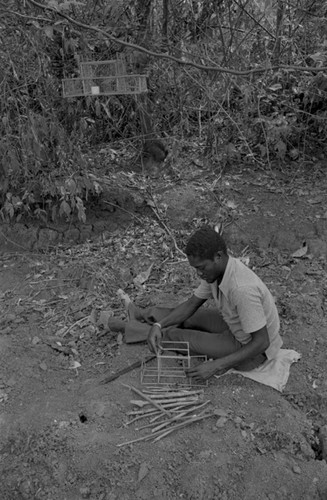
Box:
185;226;228;283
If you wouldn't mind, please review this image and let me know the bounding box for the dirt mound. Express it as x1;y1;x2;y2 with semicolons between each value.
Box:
0;165;327;499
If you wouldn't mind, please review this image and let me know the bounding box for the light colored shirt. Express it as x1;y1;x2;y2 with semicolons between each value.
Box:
194;256;282;359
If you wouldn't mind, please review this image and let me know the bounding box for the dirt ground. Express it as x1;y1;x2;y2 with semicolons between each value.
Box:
1;160;327;500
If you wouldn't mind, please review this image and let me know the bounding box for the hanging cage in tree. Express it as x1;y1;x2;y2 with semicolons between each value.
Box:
62;58;148;97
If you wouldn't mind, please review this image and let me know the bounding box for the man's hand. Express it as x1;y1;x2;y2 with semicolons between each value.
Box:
147;324;162;355
185;359;227;382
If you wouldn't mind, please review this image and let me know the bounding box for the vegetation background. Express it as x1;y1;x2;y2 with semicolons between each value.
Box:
1;0;327;223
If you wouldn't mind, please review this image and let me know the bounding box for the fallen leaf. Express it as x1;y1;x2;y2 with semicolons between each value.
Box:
216;416;228;428
213;408;230;417
138;462;150;482
89;309;97;324
226;200;238;210
308;196;324;205
97;310;114;328
145;199;156;208
292;465;301;474
56;326;67;336
291;245;308;258
214;223;223;234
133;263;154;287
239;256;250;266
69;361;81;370
0;390;8;403
117;288;131;307
268;83;282;91
192;159;204;168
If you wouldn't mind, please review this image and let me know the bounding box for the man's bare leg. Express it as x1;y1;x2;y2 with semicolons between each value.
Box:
124;306;173;343
124;306;228;344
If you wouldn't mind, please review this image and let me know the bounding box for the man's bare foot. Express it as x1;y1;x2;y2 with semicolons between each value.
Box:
127;302;144;322
117;288;144;322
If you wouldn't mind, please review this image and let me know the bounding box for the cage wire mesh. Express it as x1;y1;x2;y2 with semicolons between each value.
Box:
62;58;147;97
141;342;208;387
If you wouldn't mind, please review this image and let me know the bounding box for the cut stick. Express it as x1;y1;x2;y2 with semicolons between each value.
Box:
151;401;211;433
127;407;161;416
127;406;182;416
117;412;214;447
158;400;204;410
117;426;174;447
153;413;213;442
145;397;199;405
126;412;160;425
151;411;190;432
148;402;204;421
130;398;199;410
136;421;165;431
146;390;204;398
150;413;169;423
142;386;172;391
122;384;171;416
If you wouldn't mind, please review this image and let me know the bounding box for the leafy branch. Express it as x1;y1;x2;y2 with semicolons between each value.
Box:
22;0;327;76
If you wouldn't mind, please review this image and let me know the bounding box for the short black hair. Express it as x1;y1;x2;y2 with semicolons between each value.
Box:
185;226;227;260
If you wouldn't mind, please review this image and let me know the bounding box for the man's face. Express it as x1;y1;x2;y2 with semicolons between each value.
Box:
188;254;224;283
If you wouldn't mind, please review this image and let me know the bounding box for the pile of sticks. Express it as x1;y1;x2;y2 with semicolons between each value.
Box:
117;384;213;447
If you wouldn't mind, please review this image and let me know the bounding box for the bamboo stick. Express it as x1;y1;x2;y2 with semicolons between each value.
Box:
122;384;171;416
151;401;211;433
145;397;199;405
117;412;213;447
126;411;160;425
159;400;204;411
149;412;169;423
152;413;213;442
127;407;161;416
130;399;199;410
136;420;165;431
146;390;204;398
117;430;163;447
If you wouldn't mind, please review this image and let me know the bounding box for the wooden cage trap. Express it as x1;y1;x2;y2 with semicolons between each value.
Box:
141;341;208;387
62;58;147;97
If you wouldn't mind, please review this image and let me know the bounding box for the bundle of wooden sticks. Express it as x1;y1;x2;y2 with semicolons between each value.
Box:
117;384;214;447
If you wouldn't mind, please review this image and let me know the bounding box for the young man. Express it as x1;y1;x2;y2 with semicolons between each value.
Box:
127;226;282;382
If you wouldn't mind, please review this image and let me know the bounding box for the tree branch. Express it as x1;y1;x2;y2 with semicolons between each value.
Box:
22;0;327;76
232;0;275;40
3;9;50;23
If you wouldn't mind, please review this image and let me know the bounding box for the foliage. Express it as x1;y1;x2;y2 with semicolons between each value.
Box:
1;0;327;220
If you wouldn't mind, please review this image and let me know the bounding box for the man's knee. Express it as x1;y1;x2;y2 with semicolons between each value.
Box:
163;327;183;342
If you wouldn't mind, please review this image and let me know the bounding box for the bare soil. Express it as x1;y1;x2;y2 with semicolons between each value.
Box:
1;161;327;500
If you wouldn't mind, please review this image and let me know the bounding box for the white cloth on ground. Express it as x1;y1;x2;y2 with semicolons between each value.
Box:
214;349;301;392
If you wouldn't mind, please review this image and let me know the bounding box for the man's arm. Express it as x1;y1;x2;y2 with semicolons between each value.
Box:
186;326;270;381
147;294;206;354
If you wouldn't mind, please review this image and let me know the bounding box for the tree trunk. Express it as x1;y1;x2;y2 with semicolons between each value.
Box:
134;0;168;172
273;0;284;66
162;0;169;50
